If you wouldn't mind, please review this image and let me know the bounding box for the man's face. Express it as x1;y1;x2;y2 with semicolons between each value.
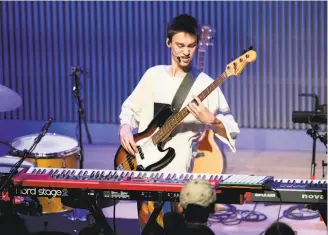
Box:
169;32;198;67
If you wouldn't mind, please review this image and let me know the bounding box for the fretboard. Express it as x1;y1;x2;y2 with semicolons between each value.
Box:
197;50;206;73
151;71;228;145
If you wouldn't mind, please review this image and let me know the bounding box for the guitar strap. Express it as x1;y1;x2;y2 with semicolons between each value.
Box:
171;68;201;114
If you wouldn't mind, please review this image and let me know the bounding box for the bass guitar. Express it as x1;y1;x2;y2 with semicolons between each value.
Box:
192;25;227;174
114;47;257;172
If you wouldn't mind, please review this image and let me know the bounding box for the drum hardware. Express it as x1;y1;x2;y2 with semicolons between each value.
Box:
77;153;82;161
0;118;53;195
71;66;92;170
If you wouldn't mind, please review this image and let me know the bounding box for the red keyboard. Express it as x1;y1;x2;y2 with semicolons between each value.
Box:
11;167;274;203
13;167;227;193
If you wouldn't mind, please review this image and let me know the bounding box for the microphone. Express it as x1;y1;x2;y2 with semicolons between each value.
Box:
71;66;88;75
171;51;181;63
41;118;54;136
32;118;53;146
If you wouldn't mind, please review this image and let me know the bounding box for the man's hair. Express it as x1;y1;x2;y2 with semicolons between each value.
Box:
166;14;201;43
265;222;296;235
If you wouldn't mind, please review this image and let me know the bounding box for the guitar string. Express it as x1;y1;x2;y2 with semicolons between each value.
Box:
118;59;248;169
153;58;248;144
152;72;227;144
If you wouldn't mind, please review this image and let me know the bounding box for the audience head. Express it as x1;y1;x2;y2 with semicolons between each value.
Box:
179;179;216;223
265;222;296;235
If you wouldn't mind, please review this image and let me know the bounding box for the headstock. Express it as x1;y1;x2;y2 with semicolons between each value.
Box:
225;46;257;77
198;25;215;51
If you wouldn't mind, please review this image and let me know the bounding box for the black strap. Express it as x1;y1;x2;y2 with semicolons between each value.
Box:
171;68;200;113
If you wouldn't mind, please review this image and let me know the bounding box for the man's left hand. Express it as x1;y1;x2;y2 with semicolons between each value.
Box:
186;95;216;125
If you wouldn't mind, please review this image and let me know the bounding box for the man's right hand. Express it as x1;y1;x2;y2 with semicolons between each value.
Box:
119;124;138;155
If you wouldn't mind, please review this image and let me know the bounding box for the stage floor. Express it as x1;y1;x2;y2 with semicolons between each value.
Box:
3;144;328;235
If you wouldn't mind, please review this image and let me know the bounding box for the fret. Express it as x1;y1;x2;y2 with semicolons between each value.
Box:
197;50;206;72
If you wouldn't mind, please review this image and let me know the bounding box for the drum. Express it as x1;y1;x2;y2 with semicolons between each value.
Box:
9;133;81;214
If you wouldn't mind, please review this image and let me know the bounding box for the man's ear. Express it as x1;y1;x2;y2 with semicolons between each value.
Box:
166;38;171;47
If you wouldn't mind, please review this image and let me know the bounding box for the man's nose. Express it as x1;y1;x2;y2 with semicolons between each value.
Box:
183;49;190;55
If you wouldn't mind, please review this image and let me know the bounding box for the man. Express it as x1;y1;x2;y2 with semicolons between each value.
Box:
119;14;240;233
163;179;217;235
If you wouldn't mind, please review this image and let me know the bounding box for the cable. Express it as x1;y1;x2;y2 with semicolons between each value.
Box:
256;187;283;235
256;204;319;235
207;188;284;234
208;203;267;227
284;204;320;220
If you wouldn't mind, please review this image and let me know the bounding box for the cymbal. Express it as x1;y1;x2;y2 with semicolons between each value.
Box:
0;84;22;112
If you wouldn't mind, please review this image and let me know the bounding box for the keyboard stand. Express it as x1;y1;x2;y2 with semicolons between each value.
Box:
309;204;327;227
62;195;115;235
88;201;115;235
318;205;327;226
141;201;165;235
305;204;327;227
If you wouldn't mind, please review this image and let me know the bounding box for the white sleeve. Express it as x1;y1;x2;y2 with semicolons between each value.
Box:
206;87;240;152
119;68;153;129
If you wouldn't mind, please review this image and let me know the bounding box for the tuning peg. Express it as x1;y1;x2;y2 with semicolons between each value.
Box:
208;28;216;34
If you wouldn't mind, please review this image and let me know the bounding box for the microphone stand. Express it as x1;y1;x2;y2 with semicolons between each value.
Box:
306;125;327;180
0;118;53;214
71;67;92;170
69;67;91;222
307;124;319;180
320;133;327;178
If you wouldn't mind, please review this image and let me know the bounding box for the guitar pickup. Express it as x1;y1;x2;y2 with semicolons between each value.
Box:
137;146;144;160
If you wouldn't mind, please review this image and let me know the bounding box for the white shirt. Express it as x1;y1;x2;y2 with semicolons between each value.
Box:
119;65;240;173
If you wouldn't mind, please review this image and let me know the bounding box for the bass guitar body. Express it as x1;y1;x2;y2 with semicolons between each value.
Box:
114;106;176;172
193;130;227;174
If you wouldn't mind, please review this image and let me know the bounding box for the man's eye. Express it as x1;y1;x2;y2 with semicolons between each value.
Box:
178;45;184;48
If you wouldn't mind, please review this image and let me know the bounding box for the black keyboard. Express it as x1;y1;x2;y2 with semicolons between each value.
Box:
248;178;327;204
